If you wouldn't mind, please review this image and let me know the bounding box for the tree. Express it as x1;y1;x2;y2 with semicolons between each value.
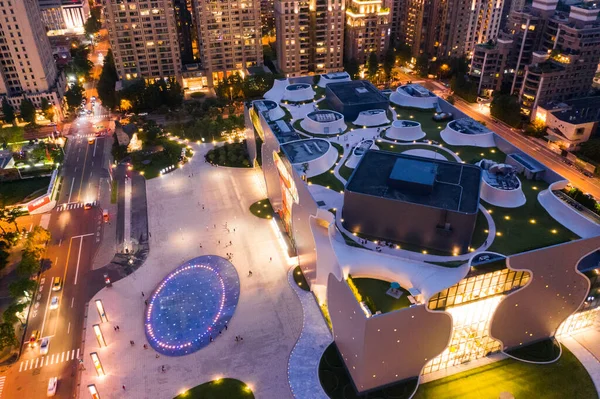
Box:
524;120;547;138
344;58;360;79
16;251;41;277
40;98;54;122
25;226;51;255
19;97;35;124
490;94;522;127
97;50;118;109
0;322;17;351
2;98;15;125
414;54;429;77
8;278;35;299
383;48;396;81
366;52;379;78
0;241;9;270
395;43;412;65
2;207;25;232
576;138;600;163
84;7;102;36
65;83;84;111
69;45;93;79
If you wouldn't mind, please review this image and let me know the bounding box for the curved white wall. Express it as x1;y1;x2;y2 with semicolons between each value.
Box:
480;178;526;208
538;180;600;238
402;149;447;161
264;78;289;103
318;73;351;88
353;109;390;127
440;123;496;148
289;140;338;178
282;84;316;102
387;120;426;141
300;111;347;135
268;104;285;121
390;87;438;109
346;141;375;169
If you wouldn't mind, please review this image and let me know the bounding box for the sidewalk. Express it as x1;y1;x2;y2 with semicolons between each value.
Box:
78;143;304;399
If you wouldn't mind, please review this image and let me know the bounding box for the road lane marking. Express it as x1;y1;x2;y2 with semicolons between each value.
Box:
93;138;98;157
50;354;55;364
18;361;23;372
71;297;74;308
28;224;32;232
67;322;71;334
54;257;58;269
71;349;75;360
23;360;28;370
59;239;62;247
76;348;80;359
68;177;75;203
61;352;65;362
34;358;39;368
74;236;84;285
40;279;54;336
77;135;91;201
39;357;44;368
0;375;6;397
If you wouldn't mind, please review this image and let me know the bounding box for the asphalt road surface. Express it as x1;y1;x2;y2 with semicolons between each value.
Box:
1;116;111;399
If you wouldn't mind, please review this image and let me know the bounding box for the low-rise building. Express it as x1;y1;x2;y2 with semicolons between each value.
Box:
325;80;389;120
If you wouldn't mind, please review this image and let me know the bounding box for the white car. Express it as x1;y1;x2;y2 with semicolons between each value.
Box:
47;377;57;396
50;297;59;310
40;337;49;355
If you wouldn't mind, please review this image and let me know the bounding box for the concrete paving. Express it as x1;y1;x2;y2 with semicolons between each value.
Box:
78;144;304;399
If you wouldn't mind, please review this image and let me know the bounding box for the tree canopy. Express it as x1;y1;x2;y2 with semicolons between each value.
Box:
65;83;84;110
490;94;522;127
19;97;35;123
366;52;379;78
41;98;54;121
2;98;14;125
97;49;118;109
120;78;183;112
344;58;359;80
84;7;102;36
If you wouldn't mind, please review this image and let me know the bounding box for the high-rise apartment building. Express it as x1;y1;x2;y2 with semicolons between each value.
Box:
0;0;65;117
344;0;391;64
103;0;181;83
469;0;600;118
194;0;263;86
38;0;90;36
174;0;198;65
261;0;275;35
275;0;345;76
398;0;503;59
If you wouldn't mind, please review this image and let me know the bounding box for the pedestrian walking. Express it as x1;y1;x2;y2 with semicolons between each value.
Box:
130;340;135;346
224;322;228;331
114;326;117;331
233;228;236;233
202;205;205;210
218;240;221;244
229;241;232;245
235;336;239;342
123;385;126;391
248;270;253;277
214;224;216;228
209;336;213;342
145;300;148;306
142;291;145;297
269;257;272;262
116;326;120;331
156;354;160;358
161;365;165;373
144;344;148;349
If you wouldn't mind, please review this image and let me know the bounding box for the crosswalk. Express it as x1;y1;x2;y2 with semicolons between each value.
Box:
0;376;5;398
18;349;80;372
55;201;97;212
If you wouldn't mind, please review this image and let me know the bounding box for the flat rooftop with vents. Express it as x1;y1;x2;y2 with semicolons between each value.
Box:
342;151;482;253
325;80;390;120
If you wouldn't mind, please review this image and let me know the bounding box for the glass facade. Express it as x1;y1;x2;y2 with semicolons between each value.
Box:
557;269;600;336
423;265;530;375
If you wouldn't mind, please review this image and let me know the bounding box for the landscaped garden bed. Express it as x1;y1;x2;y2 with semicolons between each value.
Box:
205;141;251;168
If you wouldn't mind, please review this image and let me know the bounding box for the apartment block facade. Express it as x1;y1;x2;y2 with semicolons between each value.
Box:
38;0;90;35
194;0;263;87
344;0;391;64
0;0;66;118
469;0;600;118
103;0;182;83
275;0;344;76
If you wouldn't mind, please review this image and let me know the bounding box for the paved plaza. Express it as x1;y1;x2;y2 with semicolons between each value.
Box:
79;144;305;399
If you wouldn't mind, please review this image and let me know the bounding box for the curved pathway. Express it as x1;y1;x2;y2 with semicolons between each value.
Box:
286;268;332;399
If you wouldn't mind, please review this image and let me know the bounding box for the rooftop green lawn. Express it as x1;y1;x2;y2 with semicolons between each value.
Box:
0;177;50;206
249;198;274;219
352;277;412;313
377;141;453;161
173;378;254;399
474;179;579;255
391;107;506;164
308;170;345;193
414;345;597;399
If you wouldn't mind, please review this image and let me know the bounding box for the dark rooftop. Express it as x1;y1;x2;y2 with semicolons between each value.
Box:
326;80;389;105
346;150;482;214
268;119;301;143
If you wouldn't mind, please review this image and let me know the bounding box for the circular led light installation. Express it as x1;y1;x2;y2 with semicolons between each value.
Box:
145;255;240;356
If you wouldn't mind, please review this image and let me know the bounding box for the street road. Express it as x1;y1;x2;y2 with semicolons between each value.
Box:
453;98;600;198
0;118;111;398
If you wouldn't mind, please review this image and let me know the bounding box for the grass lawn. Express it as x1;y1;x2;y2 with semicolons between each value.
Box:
0;177;50;206
339;162;354;180
352;278;411;313
506;338;561;362
475;179;579;255
173;378;254;399
131;150;179;179
249;198;274;219
308;170;345;193
293;266;310;291
414;345;597;399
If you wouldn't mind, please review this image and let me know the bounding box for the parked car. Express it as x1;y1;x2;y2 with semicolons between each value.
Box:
52;277;62;291
50;296;59;310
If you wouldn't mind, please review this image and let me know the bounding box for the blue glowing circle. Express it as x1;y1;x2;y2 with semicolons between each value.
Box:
144;255;240;356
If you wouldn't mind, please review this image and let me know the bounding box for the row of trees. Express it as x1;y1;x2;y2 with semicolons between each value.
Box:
0;208;51;351
1;96;55;125
214;72;283;102
84;6;102;36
